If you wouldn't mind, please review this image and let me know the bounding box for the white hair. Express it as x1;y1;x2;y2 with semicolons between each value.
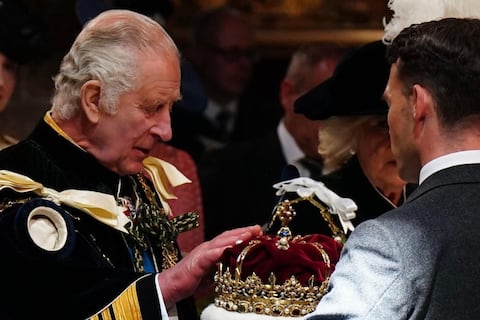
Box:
318;116;375;174
383;0;480;43
51;9;179;119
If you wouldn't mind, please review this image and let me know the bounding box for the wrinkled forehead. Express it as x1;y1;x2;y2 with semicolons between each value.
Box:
136;50;181;91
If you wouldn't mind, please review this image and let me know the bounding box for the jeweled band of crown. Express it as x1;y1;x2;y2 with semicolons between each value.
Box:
213;238;332;317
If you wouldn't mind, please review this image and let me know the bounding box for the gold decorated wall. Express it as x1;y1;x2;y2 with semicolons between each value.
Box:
170;0;390;56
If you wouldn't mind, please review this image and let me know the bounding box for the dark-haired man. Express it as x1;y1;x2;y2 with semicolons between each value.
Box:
304;17;480;320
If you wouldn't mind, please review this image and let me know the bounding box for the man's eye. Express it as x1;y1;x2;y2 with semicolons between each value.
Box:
143;107;156;116
141;103;173;117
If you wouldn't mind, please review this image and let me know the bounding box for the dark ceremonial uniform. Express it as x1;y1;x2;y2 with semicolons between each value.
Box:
0;117;198;320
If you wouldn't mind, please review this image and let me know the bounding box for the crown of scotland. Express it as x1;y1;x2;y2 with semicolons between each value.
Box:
203;177;357;319
213;235;333;317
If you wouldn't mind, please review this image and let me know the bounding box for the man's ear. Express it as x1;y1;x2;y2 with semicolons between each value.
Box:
411;84;434;136
80;80;102;123
279;80;295;114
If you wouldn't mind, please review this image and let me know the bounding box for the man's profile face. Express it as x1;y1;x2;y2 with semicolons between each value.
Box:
89;51;181;176
201;16;254;100
384;62;420;183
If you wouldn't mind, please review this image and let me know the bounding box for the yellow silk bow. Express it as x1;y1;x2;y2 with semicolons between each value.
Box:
0;170;130;233
142;156;191;215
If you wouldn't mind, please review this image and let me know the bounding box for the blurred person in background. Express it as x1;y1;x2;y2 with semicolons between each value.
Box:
169;5;281;160
198;42;349;240
0;0;45;149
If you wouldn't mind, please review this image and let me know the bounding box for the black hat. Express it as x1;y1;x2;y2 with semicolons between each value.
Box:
294;40;390;120
0;0;45;64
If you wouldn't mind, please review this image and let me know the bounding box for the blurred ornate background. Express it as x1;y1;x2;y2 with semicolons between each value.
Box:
4;0;391;139
173;0;389;27
170;0;390;55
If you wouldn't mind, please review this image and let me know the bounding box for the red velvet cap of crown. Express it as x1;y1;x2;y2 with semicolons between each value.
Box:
221;233;343;286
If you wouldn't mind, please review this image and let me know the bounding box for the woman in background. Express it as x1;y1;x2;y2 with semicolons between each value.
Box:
295;40;412;227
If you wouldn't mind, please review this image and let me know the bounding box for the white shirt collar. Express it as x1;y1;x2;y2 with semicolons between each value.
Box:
277;120;312;177
277;120;304;163
204;98;237;122
204;99;238;135
419;150;480;184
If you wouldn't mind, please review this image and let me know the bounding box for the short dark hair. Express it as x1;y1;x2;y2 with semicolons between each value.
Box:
387;18;480;128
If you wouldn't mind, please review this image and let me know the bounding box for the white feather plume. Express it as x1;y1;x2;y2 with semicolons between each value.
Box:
383;0;480;43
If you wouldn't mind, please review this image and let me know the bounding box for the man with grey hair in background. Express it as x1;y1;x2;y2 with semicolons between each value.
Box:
0;9;261;320
199;42;349;240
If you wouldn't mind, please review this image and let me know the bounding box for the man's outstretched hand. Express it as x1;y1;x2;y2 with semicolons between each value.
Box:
158;225;262;307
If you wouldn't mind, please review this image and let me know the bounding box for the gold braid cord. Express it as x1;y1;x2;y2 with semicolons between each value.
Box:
132;174;199;271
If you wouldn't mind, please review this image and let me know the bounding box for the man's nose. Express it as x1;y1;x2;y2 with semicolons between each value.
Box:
150;110;173;142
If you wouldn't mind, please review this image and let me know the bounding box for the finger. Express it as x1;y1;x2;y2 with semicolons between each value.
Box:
186;225;262;261
205;232;253;249
208;225;262;247
217;225;262;238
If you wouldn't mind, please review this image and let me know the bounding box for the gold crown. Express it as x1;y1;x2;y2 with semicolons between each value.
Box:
213;235;333;317
211;191;345;318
